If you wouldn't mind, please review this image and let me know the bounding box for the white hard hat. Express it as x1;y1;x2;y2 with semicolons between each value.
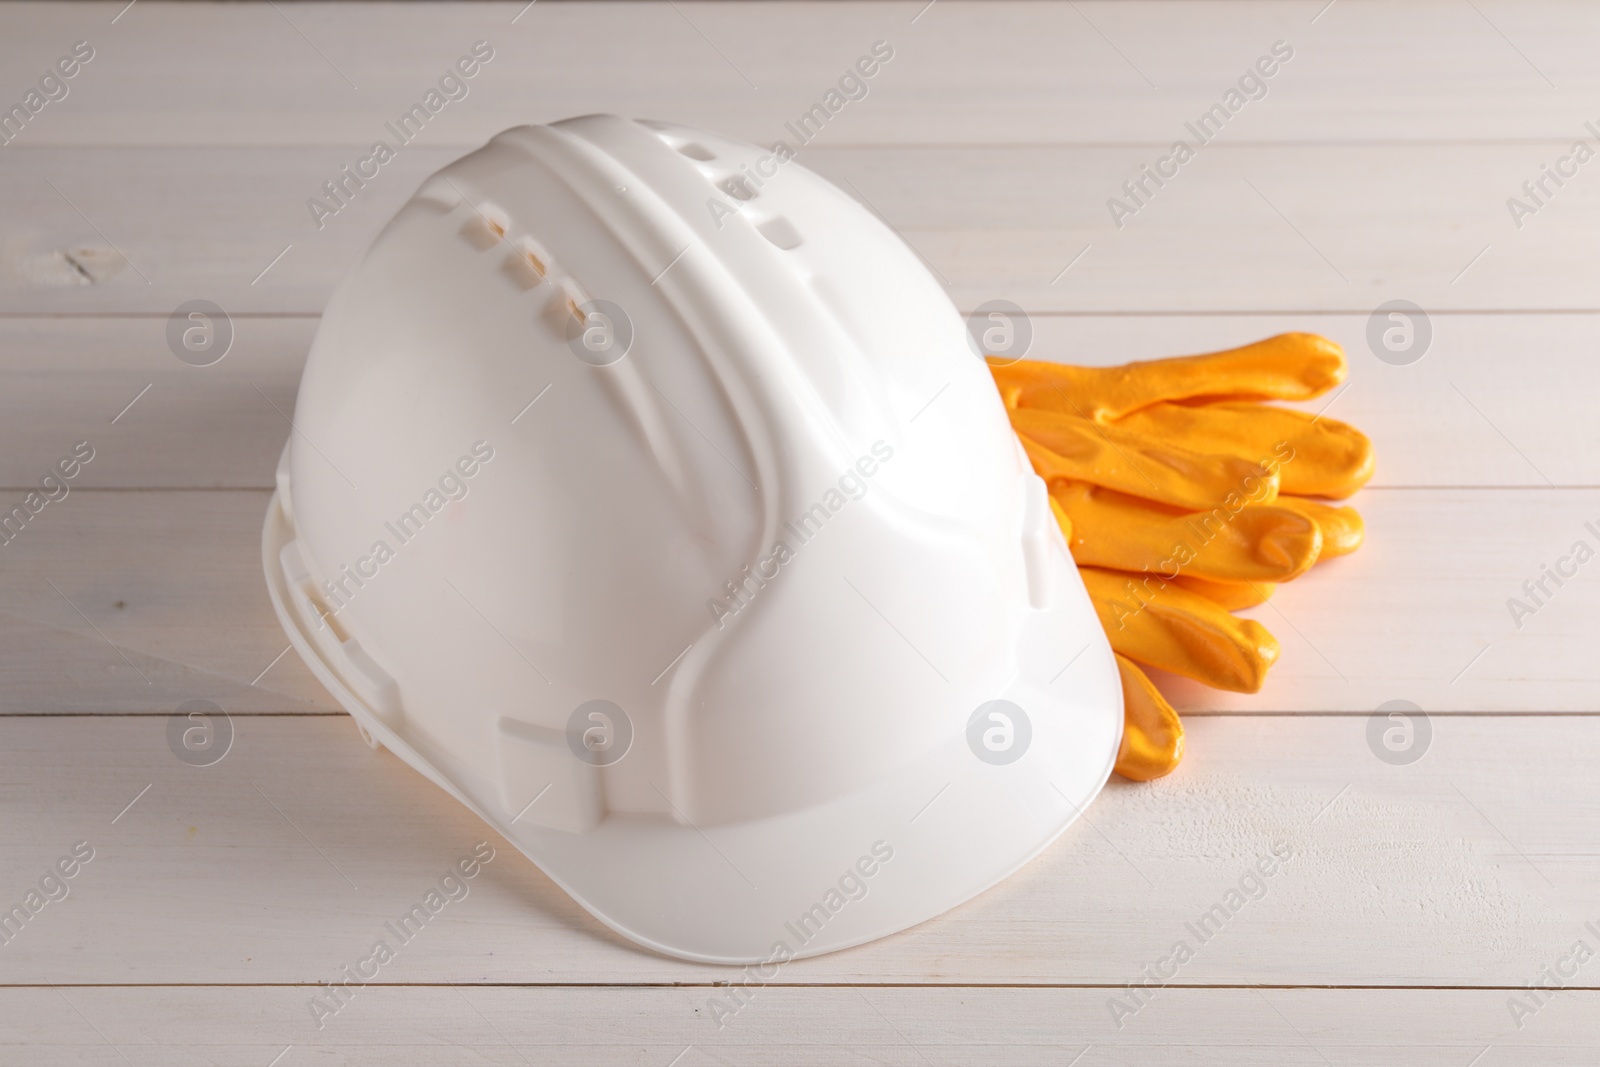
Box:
263;115;1121;963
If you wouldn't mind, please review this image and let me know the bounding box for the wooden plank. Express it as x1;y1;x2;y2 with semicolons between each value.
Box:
2;1;1596;146
0;714;1596;987
5;142;1597;314
0;312;1590;491
5;985;1598;1066
1;486;1595;714
0;491;334;713
0;315;310;490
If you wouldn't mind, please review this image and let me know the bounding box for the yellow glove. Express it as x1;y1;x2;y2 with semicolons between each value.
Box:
992;333;1374;781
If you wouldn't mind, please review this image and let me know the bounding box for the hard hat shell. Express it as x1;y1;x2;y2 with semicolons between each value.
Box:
263;115;1122;963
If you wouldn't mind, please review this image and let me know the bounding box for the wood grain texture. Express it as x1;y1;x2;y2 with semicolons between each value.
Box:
1;0;1595;1057
4;142;1597;314
0;714;1594;987
5;986;1595;1066
1;1;1596;146
0;491;333;713
0;316;309;490
0;312;1589;490
0;486;1591;714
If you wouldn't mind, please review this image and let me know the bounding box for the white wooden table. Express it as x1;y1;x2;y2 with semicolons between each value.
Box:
3;1;1598;1062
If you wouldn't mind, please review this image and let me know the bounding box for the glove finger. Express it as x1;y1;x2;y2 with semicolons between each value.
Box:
1114;654;1185;781
1052;482;1322;583
1013;407;1280;510
990;332;1345;421
1275;495;1365;558
1048;493;1073;544
1080;565;1280;693
1115;401;1375;498
1171;575;1276;610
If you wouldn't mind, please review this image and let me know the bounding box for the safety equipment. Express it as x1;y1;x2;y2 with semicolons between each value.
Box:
262;116;1123;964
990;334;1375;779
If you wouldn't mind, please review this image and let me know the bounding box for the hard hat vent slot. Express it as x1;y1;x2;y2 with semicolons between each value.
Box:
676;142;716;162
502;235;553;291
501;253;546;292
757;216;803;251
559;279;590;323
517;236;551;279
471;200;511;242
